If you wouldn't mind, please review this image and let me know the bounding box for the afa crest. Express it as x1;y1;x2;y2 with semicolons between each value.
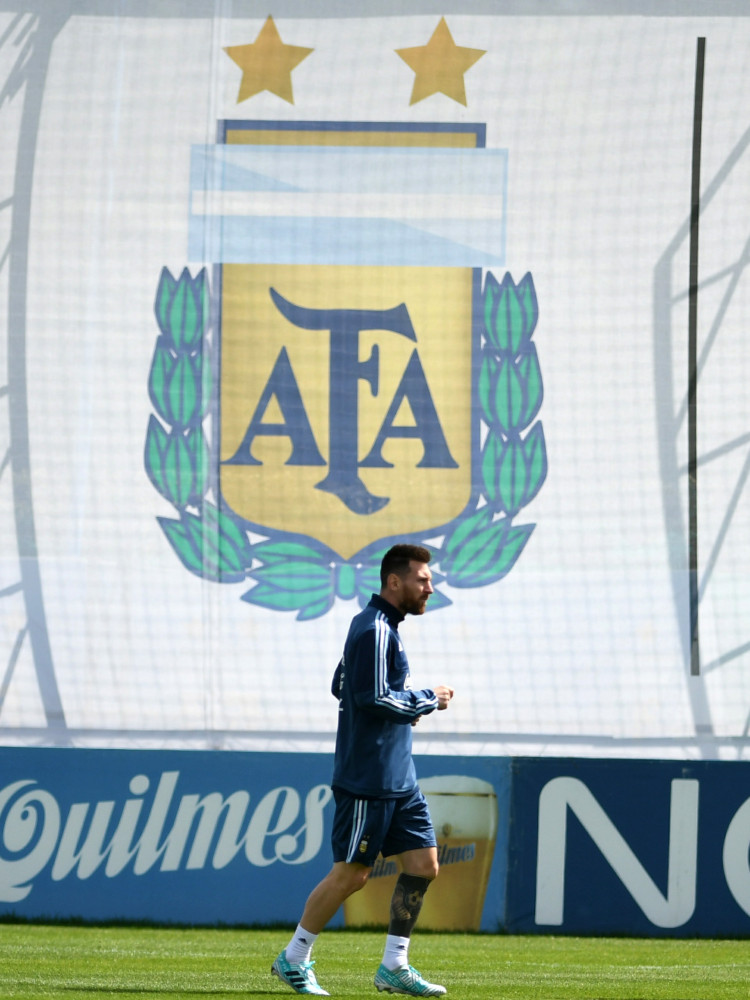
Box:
145;121;546;618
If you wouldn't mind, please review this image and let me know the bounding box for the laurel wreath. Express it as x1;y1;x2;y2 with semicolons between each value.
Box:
145;267;546;619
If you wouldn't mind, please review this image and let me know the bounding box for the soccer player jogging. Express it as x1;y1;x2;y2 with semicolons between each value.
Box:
272;544;454;997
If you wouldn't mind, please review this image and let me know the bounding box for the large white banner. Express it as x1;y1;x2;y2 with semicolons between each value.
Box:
1;2;749;757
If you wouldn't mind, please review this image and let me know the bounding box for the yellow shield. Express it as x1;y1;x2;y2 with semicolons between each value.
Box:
220;263;475;559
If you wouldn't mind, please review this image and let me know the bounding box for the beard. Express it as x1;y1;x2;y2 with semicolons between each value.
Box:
400;593;429;616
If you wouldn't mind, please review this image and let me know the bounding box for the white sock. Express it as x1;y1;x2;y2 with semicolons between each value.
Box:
286;924;318;964
382;934;410;971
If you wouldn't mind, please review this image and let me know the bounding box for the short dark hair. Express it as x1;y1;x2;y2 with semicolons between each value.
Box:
380;544;431;587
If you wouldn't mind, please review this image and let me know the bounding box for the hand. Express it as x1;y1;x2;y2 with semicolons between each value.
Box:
434;685;454;710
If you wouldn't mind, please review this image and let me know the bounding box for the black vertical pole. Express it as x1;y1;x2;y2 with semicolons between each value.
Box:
688;37;705;676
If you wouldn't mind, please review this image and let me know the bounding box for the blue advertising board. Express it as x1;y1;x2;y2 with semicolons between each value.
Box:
5;749;750;936
0;748;510;930
505;757;750;937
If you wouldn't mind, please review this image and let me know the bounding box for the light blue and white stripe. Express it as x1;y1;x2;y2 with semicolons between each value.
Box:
188;144;507;266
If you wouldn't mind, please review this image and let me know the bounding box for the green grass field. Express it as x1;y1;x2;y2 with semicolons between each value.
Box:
0;924;746;999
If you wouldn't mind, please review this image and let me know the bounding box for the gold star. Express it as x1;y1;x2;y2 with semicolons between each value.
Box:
224;16;313;104
396;17;485;107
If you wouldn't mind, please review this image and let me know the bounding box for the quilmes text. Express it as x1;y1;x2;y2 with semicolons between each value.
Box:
0;771;332;902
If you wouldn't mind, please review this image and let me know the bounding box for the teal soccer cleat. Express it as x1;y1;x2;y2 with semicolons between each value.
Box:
271;950;330;995
374;963;446;996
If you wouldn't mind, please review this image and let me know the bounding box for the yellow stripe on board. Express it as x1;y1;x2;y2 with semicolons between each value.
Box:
226;128;478;148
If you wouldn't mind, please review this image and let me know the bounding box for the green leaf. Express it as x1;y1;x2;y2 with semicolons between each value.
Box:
167;354;199;429
164;433;194;508
148;341;175;422
192;269;210;339
202;503;253;565
480;433;504;507
251;560;332;592
199;502;252;579
496;278;525;354
517;345;543;427
484;272;538;356
354;563;383;605
154;269;177;337
483;426;546;516
496;523;535;576
493;358;525;433
197;523;236;577
518;272;539;340
522;422;548;504
296;593;336;621
199;345;213;419
483;273;498;346
446;519;534;588
252;540;330;565
335;564;357;600
144;416;169;499
185;427;209;499
498;438;528;517
449;518;507;578
478;352;498;426
443;507;493;558
158;516;203;576
242;580;333;617
169;270;201;352
165;507;245;582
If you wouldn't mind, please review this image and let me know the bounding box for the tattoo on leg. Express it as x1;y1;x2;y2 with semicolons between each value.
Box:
388;874;431;937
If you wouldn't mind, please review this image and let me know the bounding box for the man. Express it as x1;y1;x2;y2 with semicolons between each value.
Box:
272;543;454;997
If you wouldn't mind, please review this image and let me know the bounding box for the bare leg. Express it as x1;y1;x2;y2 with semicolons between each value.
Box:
299;860;371;934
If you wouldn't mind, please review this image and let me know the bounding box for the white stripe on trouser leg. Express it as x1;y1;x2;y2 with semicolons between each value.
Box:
346;799;368;862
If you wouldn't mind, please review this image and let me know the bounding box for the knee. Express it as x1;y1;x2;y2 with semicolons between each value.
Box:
406;858;439;881
349;867;371;893
334;863;371;896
